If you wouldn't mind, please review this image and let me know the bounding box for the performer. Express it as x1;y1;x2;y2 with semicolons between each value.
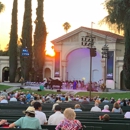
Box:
73;80;77;90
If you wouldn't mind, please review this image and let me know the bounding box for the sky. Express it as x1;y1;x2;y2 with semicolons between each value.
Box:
0;0;108;56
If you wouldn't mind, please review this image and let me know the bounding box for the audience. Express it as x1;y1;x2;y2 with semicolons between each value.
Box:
74;104;82;112
90;102;101;112
48;105;64;125
55;108;82;130
112;102;123;114
102;105;110;112
9;106;41;129
124;112;130;118
33;102;47;125
99;114;110;121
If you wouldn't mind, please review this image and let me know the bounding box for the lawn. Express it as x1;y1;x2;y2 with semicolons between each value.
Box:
76;92;130;100
0;85;12;91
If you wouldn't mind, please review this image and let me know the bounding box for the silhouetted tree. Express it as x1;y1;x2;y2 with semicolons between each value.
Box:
0;1;5;13
34;0;47;81
63;22;71;33
101;0;130;89
21;0;32;81
9;0;18;82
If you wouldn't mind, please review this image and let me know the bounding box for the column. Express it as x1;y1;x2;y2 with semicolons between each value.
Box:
101;59;105;83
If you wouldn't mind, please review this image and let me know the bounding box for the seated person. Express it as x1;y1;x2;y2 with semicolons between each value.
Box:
112;102;123;114
9;106;41;129
99;114;110;121
102;105;110;112
74;104;82;112
90;102;101;112
48;105;64;125
124;112;130;118
55;108;82;130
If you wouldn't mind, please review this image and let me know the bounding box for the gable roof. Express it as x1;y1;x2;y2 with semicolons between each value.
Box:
51;26;124;43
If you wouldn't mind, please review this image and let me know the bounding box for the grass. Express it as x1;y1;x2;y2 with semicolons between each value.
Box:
76;92;130;100
0;85;12;91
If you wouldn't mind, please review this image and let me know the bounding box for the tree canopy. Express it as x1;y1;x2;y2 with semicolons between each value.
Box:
63;22;71;33
0;1;5;13
101;0;130;89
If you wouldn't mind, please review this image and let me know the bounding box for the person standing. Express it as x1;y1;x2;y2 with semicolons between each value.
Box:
48;105;64;125
33;102;47;125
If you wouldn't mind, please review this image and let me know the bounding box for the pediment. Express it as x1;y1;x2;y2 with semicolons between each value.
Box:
51;26;124;45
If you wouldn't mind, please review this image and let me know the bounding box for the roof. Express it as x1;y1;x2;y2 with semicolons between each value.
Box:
51;26;124;43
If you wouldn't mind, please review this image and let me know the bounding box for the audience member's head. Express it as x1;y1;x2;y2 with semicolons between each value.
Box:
33;102;42;110
113;102;120;109
23;106;35;117
99;114;110;121
64;108;76;120
104;105;109;110
55;105;62;111
75;104;81;109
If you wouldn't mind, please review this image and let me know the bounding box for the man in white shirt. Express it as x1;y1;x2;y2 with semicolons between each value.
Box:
48;105;64;125
33;102;47;125
90;102;101;112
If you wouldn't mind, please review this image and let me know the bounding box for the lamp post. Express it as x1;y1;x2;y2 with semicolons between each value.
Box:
101;44;109;86
81;22;96;99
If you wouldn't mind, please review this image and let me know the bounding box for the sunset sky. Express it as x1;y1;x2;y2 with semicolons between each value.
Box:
0;0;108;55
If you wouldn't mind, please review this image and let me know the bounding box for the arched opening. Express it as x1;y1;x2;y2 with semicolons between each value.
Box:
2;67;9;82
44;68;51;79
66;48;102;83
120;70;124;90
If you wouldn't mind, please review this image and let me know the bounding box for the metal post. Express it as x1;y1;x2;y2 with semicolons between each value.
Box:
89;52;92;99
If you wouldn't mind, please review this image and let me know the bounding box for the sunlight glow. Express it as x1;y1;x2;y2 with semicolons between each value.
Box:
45;43;55;57
0;0;108;57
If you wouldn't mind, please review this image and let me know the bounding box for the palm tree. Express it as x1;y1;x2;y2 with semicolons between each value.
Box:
0;2;5;13
63;22;71;33
100;0;130;89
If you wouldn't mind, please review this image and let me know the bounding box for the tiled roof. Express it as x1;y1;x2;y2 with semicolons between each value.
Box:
51;26;124;43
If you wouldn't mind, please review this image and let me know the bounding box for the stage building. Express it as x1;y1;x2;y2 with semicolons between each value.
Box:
44;26;124;90
0;26;124;90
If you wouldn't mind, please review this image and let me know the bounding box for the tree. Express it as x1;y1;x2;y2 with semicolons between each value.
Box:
63;22;71;33
101;0;130;89
9;0;18;82
21;0;32;81
34;0;47;81
0;1;5;13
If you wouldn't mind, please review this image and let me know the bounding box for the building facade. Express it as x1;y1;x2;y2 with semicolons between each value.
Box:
0;27;124;90
44;27;124;89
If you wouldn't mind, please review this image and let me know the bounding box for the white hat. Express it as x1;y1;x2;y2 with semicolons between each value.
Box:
23;106;35;114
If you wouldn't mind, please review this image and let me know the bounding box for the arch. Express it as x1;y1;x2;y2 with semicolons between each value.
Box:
2;67;9;82
64;46;102;61
44;68;51;79
66;48;102;83
120;70;124;90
